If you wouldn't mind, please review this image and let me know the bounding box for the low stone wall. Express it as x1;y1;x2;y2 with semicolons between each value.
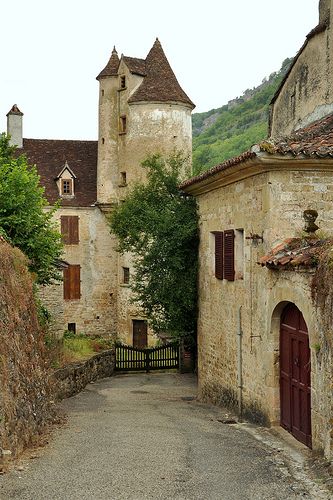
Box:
53;349;115;401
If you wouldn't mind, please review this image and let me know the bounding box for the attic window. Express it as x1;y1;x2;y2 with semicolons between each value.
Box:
119;115;127;134
120;76;126;89
61;179;73;196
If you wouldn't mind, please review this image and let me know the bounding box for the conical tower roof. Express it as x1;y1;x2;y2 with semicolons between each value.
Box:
128;39;195;108
96;47;120;80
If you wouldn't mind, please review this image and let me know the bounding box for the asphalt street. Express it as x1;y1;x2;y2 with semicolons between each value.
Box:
0;373;331;499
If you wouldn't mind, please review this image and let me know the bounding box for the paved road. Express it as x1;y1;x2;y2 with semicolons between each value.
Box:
0;373;330;499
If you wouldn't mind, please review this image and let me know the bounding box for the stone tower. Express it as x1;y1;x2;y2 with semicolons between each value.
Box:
96;39;195;206
96;39;195;344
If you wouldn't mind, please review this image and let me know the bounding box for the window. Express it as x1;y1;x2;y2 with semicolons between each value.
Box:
120;75;126;89
119;115;127;134
61;216;79;245
120;171;127;186
123;267;130;284
61;179;73;196
213;230;235;281
68;323;76;334
63;265;81;300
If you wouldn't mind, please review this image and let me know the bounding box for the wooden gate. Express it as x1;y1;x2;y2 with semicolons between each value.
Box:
280;303;312;448
115;343;179;372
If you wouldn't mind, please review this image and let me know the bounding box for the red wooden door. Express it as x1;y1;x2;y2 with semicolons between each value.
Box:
133;320;148;348
280;304;312;447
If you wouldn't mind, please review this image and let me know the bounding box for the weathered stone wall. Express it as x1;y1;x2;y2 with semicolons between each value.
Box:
270;0;333;137
39;206;118;338
195;165;333;458
53;349;115;400
0;239;55;460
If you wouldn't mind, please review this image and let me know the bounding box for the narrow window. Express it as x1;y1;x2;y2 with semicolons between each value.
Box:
213;232;223;280
68;323;76;334
61;216;79;245
223;230;235;281
63;265;81;300
101;89;104;97
120;75;126;89
120;171;127;186
123;267;130;284
119;115;127;134
61;179;73;195
235;229;244;280
102;138;105;144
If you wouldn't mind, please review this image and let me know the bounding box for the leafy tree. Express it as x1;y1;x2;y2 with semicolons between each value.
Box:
109;152;199;340
0;133;63;284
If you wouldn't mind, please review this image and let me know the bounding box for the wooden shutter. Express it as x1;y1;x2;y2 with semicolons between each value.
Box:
63;265;81;299
214;232;223;280
223;230;235;281
61;216;79;244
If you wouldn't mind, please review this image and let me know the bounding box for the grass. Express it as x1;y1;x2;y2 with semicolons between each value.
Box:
45;332;114;368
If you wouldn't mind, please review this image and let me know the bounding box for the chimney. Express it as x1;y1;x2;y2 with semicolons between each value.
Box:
6;104;23;148
319;0;330;23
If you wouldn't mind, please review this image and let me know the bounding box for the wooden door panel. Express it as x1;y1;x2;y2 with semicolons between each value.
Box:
133;320;148;348
280;304;311;448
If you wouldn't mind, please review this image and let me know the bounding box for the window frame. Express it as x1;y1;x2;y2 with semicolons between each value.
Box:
61;178;74;196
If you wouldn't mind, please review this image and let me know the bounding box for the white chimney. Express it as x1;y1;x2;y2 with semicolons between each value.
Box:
6;104;23;148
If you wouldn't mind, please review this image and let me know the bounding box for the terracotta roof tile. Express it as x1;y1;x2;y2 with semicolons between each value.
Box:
262;113;333;157
258;238;323;269
96;47;120;79
18;139;97;207
128;38;194;108
180;151;256;189
122;56;146;76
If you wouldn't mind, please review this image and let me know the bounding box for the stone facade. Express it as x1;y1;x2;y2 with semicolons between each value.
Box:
181;0;333;460
8;40;194;346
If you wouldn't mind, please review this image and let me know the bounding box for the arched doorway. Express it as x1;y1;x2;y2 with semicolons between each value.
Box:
280;303;312;448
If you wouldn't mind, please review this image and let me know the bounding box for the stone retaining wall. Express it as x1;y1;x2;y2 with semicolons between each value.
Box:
53;349;115;400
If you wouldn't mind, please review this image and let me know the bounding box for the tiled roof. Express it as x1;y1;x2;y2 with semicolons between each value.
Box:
179;151;256;189
258;238;324;269
96;47;120;79
122;56;146;76
19;139;97;207
128;38;195;108
262;113;333;157
7;104;23;116
270;19;329;107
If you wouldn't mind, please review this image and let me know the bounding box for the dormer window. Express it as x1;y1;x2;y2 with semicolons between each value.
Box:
56;161;76;198
61;179;73;195
120;75;126;89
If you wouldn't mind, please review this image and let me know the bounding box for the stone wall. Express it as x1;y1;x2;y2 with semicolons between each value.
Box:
193;164;333;458
0;239;55;461
53;349;115;400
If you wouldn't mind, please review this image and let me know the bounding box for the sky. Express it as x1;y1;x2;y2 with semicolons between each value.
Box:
0;0;319;140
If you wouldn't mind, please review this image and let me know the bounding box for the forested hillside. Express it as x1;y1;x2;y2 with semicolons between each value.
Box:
192;58;292;174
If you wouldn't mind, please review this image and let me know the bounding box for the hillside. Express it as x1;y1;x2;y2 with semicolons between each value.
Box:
192;58;292;174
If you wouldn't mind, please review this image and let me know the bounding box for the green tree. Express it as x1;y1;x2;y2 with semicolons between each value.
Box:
109;152;199;340
0;133;63;284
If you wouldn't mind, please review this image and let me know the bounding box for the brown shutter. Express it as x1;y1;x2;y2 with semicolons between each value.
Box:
69;216;79;244
61;216;79;244
61;216;70;244
63;265;81;299
223;230;235;281
214;232;223;280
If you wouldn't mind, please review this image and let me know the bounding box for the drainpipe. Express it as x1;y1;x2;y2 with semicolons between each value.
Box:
237;306;243;422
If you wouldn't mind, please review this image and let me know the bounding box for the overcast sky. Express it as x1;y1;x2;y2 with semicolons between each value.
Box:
1;0;318;140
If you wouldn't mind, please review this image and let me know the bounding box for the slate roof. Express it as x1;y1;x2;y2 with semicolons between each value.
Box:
7;104;23;116
19;139;97;207
258;238;324;269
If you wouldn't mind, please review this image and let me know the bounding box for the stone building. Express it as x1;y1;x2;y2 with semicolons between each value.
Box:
6;39;194;346
181;0;333;459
